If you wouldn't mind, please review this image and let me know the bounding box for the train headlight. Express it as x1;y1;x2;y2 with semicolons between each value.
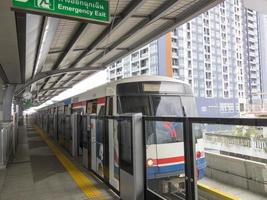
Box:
147;159;154;167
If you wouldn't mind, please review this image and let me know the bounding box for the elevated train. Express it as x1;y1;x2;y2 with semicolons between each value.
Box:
36;76;206;194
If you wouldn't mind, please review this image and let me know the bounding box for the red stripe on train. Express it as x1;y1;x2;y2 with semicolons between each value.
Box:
97;97;105;104
72;101;86;108
151;151;203;165
153;156;184;165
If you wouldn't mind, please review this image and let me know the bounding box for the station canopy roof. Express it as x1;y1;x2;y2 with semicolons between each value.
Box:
0;0;222;106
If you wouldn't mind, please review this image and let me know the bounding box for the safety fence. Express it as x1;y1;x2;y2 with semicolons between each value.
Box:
205;133;267;150
0;122;16;168
33;113;267;200
34;113;137;198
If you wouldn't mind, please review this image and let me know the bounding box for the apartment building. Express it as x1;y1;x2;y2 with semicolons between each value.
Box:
107;0;264;117
259;14;267;105
243;8;262;110
107;41;159;81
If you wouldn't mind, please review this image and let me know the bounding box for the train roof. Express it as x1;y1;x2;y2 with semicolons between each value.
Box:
40;76;190;110
108;75;187;86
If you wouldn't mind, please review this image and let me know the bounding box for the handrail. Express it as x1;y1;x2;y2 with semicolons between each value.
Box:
0;122;14;168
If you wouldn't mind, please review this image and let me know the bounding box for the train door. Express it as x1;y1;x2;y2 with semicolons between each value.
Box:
87;100;97;171
106;97;120;191
82;114;90;169
94;97;106;178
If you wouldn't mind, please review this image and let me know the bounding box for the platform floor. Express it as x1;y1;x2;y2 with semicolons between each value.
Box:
0;123;118;200
199;177;267;200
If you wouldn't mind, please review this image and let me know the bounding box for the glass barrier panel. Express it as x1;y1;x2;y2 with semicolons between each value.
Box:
193;123;267;199
64;115;72;153
90;118;105;178
145;119;186;199
108;118;120;191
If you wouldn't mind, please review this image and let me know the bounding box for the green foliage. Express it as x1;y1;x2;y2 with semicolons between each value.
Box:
234;126;261;138
245;127;258;137
235;127;243;137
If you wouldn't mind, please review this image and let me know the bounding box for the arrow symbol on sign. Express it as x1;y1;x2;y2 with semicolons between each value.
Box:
15;0;29;2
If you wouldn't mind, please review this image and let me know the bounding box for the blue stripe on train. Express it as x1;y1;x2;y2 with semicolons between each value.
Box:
147;157;206;179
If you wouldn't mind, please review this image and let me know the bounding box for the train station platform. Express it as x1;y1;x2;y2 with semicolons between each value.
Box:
0;121;118;200
199;178;267;200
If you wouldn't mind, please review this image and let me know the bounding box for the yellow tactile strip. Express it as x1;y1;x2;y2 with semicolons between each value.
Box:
198;182;240;200
33;124;106;200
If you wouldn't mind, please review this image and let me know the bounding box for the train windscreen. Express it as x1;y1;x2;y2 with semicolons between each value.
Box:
117;81;196;117
152;96;183;116
118;95;185;116
118;96;151;115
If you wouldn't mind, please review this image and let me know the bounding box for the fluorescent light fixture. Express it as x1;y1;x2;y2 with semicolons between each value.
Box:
51;70;108;101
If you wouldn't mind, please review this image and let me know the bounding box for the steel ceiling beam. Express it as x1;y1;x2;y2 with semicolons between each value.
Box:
41;0;146;97
68;0;146;69
0;64;9;84
15;66;104;96
32;17;59;77
40;22;87;93
86;0;180;65
15;12;26;83
31;16;46;78
52;23;87;70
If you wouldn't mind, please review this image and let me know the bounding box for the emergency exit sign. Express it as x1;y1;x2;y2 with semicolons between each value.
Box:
12;0;109;24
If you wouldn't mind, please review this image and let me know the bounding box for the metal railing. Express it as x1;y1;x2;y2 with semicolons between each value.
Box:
0;122;14;168
205;133;267;150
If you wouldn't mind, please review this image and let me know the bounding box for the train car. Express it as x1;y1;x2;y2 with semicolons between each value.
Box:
39;76;206;193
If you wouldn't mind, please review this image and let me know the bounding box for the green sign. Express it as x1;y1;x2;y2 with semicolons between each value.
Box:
12;0;109;23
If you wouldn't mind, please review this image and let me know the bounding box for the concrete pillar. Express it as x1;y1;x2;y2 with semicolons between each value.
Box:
13;97;24;125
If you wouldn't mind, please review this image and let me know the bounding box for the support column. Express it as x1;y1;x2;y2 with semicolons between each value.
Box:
13;97;24;125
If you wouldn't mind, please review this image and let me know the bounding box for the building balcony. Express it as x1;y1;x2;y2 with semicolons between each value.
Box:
110;74;116;79
131;56;139;62
171;32;178;38
172;53;178;58
172;42;178;48
140;53;148;59
250;74;258;79
116;71;123;76
131;67;139;72
140;64;149;69
172;64;179;69
116;64;122;69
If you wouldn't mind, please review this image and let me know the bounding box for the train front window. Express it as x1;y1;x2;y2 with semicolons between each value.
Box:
152;96;183;116
118;96;150;115
148;96;184;144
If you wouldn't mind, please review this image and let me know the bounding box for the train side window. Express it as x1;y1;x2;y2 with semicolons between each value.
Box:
87;100;97;114
98;105;106;116
106;97;113;115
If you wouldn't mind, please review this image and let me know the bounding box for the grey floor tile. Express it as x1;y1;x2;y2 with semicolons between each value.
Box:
1;122;116;200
